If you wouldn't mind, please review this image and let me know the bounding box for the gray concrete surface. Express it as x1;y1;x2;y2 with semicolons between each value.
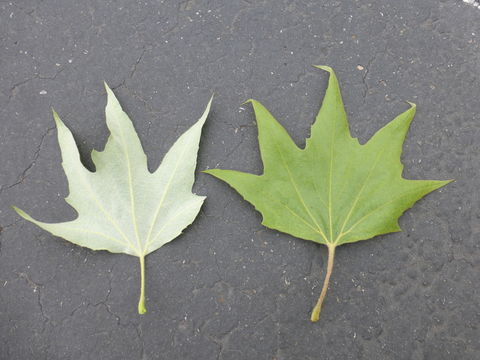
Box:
0;0;479;359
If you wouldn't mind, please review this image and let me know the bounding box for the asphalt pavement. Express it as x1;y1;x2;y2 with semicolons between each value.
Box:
0;1;479;359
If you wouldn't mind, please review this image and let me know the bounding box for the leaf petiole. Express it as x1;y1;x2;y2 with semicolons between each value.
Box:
310;244;336;322
138;255;147;314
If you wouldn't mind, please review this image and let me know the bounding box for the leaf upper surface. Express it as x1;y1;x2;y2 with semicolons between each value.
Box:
205;66;450;246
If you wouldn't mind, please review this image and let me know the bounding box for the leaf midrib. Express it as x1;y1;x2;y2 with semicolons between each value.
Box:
334;148;385;243
118;125;143;255
73;164;133;251
144;198;200;252
143;140;190;255
336;184;437;242
274;142;328;242
59;225;136;252
327;118;335;243
261;191;324;237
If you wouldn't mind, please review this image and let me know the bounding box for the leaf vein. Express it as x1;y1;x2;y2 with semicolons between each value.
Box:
144;139;190;255
339;185;436;240
117;126;142;253
145;198;200;251
275;143;328;241
327;118;335;242
58;226;135;252
335;148;385;241
75;170;133;249
261;192;327;240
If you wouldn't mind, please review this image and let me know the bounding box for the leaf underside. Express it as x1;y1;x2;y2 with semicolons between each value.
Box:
15;85;212;313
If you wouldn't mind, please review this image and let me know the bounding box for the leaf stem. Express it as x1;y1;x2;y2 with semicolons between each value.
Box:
311;244;336;322
138;255;147;314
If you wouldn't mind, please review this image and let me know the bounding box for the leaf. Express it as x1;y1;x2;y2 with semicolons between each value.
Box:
205;66;451;322
14;85;212;314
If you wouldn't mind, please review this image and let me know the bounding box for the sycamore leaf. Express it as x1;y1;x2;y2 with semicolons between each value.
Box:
205;66;451;322
14;85;212;314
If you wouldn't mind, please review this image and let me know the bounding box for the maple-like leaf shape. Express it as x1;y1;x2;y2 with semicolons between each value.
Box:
14;85;212;314
205;66;451;322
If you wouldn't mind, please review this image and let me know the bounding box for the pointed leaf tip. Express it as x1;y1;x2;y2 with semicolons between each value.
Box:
206;93;214;110
313;65;334;73
241;99;255;106
244;99;268;114
406;101;416;109
104;82;116;100
193;94;214;128
12;206;30;221
51;108;63;127
11;205;21;214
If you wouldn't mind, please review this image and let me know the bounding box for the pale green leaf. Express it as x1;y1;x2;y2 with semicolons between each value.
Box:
205;66;451;321
14;85;212;314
